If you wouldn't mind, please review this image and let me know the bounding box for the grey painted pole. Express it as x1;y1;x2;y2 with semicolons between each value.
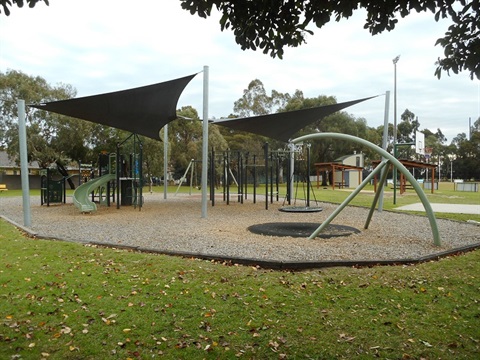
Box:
163;124;168;199
378;90;390;211
393;55;400;205
292;133;441;246
18;99;31;227
201;66;209;218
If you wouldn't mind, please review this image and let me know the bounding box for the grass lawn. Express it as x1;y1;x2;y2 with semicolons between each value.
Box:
1;218;479;359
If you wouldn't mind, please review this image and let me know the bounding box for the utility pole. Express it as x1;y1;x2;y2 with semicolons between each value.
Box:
392;55;400;204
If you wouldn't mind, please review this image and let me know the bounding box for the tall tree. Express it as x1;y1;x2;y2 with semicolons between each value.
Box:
229;79;287;154
167;106;202;179
279;91;380;166
0;69;126;168
450;118;480;180
398;109;420;144
181;0;479;80
0;69;80;167
233;79;289;117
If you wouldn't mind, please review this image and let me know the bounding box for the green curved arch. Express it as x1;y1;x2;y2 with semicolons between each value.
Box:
291;133;441;246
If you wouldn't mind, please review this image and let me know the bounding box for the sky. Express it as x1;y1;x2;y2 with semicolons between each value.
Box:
1;0;479;144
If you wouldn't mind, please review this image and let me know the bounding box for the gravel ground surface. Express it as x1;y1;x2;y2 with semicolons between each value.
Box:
1;193;479;266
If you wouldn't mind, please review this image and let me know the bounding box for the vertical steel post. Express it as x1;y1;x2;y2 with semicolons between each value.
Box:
211;147;215;206
253;154;257;204
378;90;390;211
275;154;280;201
264;143;269;210
226;151;230;205
393;56;400;205
270;152;274;204
244;153;249;200
306;144;311;207
163;123;168;199
18;99;31;227
289;143;294;204
116;144;120;209
201;65;209;218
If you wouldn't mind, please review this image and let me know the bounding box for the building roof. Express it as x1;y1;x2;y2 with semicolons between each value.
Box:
0;151;40;169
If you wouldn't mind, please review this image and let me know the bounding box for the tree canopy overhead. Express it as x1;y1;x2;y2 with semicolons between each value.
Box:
180;0;479;80
2;1;477;79
0;0;47;16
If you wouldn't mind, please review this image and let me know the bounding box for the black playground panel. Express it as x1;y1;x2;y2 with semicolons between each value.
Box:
209;147;272;207
116;133;143;210
280;143;322;213
40;168;67;206
208;142;320;211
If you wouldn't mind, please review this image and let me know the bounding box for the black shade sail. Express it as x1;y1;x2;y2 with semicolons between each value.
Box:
214;95;378;142
31;74;198;140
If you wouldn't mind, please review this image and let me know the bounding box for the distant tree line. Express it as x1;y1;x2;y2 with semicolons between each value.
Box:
1;70;479;181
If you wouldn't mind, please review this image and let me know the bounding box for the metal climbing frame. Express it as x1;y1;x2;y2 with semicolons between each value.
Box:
291;133;441;246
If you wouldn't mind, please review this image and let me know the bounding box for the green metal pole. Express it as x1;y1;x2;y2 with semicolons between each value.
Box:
292;133;441;246
307;159;386;239
365;159;391;229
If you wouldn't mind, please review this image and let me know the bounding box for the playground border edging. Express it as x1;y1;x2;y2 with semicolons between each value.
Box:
2;214;479;270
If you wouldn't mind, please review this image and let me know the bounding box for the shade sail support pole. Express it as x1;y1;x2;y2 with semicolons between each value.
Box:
201;66;209;218
163;124;169;199
378;90;390;211
18;99;31;227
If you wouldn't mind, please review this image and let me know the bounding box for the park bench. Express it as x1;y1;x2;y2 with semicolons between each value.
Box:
0;184;8;192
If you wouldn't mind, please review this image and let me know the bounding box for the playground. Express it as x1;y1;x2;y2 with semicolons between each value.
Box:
1;189;478;268
6;72;478;268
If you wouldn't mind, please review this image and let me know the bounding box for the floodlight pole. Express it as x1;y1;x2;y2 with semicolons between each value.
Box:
201;66;209;218
393;55;400;205
18;99;31;227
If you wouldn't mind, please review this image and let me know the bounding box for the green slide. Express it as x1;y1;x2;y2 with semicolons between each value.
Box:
73;174;116;212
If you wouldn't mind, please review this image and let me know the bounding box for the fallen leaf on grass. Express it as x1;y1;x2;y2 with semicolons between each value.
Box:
338;333;356;342
268;340;280;351
420;340;432;347
61;327;72;334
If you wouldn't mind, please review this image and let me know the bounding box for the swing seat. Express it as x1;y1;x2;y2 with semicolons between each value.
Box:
279;206;323;213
